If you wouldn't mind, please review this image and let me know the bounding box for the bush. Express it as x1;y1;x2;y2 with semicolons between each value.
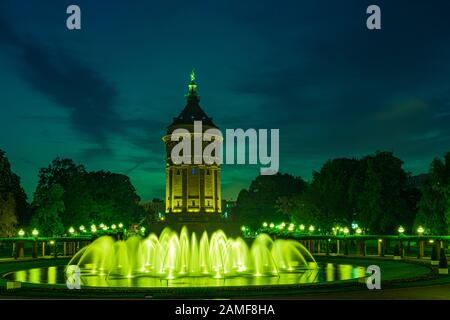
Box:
394;243;401;257
431;245;438;261
439;248;448;268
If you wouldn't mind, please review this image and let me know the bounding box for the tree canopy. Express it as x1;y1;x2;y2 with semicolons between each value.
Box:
415;152;450;234
31;158;145;235
0;149;28;228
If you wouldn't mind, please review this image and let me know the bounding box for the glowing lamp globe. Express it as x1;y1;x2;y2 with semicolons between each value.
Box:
111;224;117;230
269;223;275;228
356;228;362;235
69;227;75;235
32;229;39;237
343;227;349;235
79;225;85;232
299;224;305;231
262;222;268;228
417;226;424;235
398;226;405;234
308;225;315;232
18;229;25;237
118;223;124;229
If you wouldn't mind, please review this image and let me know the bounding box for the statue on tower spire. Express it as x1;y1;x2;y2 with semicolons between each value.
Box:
188;68;198;98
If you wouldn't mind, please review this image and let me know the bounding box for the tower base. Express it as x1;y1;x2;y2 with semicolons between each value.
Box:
147;213;242;238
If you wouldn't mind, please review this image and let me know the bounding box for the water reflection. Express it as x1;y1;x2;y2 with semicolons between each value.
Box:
4;263;366;288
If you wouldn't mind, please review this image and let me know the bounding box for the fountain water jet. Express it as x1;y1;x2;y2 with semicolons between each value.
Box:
67;227;317;281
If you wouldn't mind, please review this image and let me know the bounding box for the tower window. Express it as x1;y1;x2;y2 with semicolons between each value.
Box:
192;200;195;206
176;169;181;175
206;170;210;175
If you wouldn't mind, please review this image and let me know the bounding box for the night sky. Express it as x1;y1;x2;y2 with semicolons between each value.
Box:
1;0;450;201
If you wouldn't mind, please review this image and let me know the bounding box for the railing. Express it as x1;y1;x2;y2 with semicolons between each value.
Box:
265;232;450;260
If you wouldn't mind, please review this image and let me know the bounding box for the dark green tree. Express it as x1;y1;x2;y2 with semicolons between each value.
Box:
355;151;410;234
414;153;450;235
234;173;306;227
0;193;17;236
298;158;360;229
31;184;65;236
32;158;145;228
0;149;30;225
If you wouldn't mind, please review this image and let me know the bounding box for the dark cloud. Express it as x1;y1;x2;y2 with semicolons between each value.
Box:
0;15;120;145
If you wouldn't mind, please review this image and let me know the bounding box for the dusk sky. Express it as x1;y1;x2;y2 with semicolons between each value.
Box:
1;0;450;202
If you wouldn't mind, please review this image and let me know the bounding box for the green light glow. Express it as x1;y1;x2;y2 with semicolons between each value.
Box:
118;223;124;228
299;224;305;231
79;225;85;232
269;223;275;228
32;228;39;237
356;228;362;234
67;227;317;280
262;222;268;227
417;226;424;234
343;227;349;234
69;227;75;234
398;226;405;234
18;229;25;237
111;224;117;230
308;225;315;232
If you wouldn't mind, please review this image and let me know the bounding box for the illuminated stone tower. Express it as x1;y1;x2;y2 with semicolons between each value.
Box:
163;71;222;215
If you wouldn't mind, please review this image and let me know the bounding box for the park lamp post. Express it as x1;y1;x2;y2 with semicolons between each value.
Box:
111;224;117;230
343;227;350;235
118;223;124;229
32;228;39;238
69;227;75;236
417;226;424;236
91;224;97;234
269;222;275;229
299;224;305;232
79;225;85;233
18;229;25;237
356;228;362;235
308;225;315;233
398;226;405;236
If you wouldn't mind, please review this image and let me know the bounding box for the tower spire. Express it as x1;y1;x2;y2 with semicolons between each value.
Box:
187;68;198;98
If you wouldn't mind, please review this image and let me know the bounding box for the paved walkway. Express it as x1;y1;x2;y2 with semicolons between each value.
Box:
273;283;450;300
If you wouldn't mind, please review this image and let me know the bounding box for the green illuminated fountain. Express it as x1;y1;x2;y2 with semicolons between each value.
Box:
67;227;317;280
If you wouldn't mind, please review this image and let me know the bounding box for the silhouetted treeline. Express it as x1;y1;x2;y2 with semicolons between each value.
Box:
234;151;450;235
